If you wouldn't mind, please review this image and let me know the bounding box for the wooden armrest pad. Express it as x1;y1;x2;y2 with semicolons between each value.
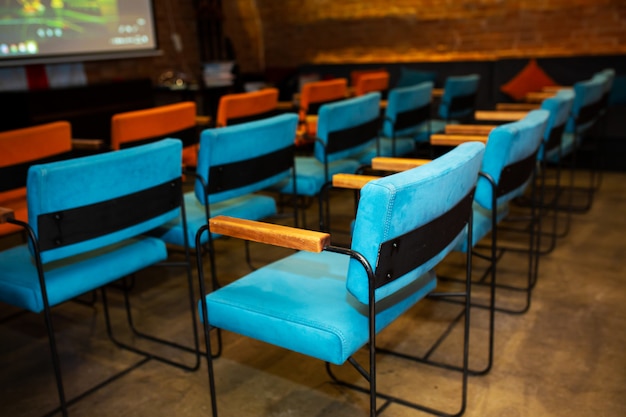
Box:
542;85;571;92
474;110;528;122
525;91;554;103
332;173;380;190
432;88;444;98
277;101;295;111
430;134;488;146
371;157;431;172
445;124;497;135
71;138;105;150
196;115;212;126
209;216;331;253
495;103;541;111
0;207;15;223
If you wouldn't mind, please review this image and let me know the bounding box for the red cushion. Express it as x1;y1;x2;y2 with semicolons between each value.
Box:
500;59;557;101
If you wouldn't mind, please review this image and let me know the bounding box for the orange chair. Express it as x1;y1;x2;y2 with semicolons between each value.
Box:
110;101;199;168
349;68;388;88
354;71;390;97
215;88;280;127
0;121;73;238
297;78;348;143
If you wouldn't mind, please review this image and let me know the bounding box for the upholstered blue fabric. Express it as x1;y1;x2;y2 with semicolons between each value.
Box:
539;89;575;162
200;142;484;366
565;75;605;136
356;82;434;162
348;142;485;303
273;94;380;197
26;139;182;264
0;139;182;312
155;114;299;248
203;250;436;365
455;110;549;253
0;238;166;313
314;93;381;163
438;74;480;121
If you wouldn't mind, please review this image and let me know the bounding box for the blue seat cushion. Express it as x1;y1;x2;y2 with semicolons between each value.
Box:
154;191;277;248
272;156;361;197
201;250;436;365
0;237;167;313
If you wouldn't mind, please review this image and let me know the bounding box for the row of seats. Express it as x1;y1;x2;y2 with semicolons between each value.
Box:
0;66;615;416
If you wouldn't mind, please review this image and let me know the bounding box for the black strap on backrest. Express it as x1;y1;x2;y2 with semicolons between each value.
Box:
326;117;380;155
576;99;602;127
308;97;345;115
545;122;565;153
373;188;474;289
207;145;294;194
496;150;538;197
0;151;75;192
225;109;280;126
37;178;182;251
448;92;477;113
393;104;430;131
119;126;197;149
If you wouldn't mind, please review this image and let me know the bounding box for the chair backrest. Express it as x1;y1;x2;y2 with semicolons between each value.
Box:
539;89;575;159
382;81;434;138
195;113;299;205
595;68;615;110
566;75;605;135
215;88;279;127
27;139;183;264
475;109;549;210
300;78;348;116
350;68;388;88
347;141;485;304
439;74;480;121
354;71;390;97
315;92;381;164
0;121;73;236
110;101;197;150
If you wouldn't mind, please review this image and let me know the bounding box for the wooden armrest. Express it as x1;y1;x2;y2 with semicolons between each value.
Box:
445;124;497;135
332;173;380;190
542;85;571;93
371;157;431;172
379;100;387;109
525;91;554;103
277;101;295;111
495;103;541;111
430;134;488;146
209;215;330;253
0;207;15;223
196;115;212;126
71;138;105;151
474;110;528;122
432;88;444;98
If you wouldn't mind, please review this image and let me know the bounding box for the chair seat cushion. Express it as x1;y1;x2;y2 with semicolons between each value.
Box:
154;192;277;248
201;250;436;365
0;237;167;313
272;157;361;196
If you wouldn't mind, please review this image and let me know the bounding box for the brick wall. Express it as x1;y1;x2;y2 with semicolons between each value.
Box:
223;0;626;73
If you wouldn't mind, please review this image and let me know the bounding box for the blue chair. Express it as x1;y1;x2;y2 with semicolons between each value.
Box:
153;114;299;294
430;74;481;136
0;139;199;416
196;141;485;417
273;93;382;229
357;82;433;161
372;110;549;373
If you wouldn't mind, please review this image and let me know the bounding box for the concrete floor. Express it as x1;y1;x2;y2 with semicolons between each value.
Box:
1;169;625;417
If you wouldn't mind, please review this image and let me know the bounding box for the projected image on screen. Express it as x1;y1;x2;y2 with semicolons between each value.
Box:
0;0;157;63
